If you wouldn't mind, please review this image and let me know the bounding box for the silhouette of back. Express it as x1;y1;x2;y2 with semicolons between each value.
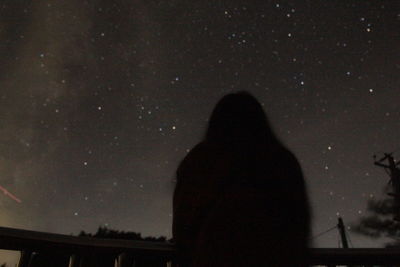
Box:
173;91;310;266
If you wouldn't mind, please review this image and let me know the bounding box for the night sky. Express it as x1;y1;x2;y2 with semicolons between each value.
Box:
0;1;399;261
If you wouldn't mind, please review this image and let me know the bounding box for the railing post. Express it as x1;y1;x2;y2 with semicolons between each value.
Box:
69;254;82;267
168;261;178;267
117;252;134;267
18;251;33;267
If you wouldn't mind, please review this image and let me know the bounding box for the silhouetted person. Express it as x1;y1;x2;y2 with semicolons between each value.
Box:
173;91;310;266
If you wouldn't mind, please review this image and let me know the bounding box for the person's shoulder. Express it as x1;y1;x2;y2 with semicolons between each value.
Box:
275;144;301;167
181;142;209;161
176;142;209;174
183;141;223;160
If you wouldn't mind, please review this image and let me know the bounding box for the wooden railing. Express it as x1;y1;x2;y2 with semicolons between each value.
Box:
0;226;176;266
1;226;400;266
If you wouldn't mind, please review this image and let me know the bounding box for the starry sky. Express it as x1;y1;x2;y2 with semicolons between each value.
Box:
0;0;399;256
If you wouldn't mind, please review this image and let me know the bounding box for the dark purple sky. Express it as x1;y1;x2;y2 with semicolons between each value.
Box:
0;2;399;262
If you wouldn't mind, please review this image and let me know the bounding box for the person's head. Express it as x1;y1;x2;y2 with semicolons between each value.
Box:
205;91;278;146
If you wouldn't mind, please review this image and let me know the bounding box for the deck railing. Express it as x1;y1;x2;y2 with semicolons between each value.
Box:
0;226;400;266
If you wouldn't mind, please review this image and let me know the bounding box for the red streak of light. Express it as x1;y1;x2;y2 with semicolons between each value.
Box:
0;185;22;203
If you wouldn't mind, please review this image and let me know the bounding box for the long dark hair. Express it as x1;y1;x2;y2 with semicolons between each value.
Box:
205;91;281;148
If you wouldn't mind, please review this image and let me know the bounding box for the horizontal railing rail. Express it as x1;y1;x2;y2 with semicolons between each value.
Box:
309;248;400;266
1;226;400;266
0;226;175;255
0;226;176;267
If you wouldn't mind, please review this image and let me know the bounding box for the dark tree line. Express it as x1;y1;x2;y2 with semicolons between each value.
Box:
78;226;168;242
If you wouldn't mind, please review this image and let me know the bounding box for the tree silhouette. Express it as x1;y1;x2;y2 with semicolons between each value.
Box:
353;194;400;247
353;153;400;247
78;226;167;242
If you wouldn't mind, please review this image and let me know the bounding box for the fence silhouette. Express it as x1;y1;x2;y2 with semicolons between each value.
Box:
1;226;400;266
